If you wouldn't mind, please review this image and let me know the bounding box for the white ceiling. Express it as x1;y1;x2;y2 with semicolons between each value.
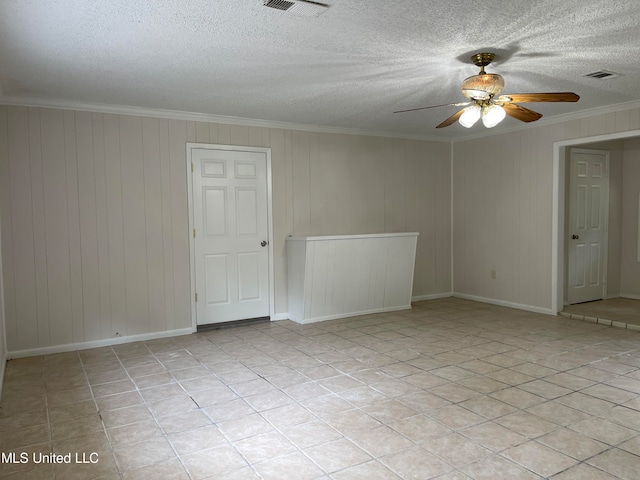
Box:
1;0;639;139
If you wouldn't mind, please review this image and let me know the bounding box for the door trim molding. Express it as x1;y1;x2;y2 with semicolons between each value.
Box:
186;143;274;332
552;129;640;314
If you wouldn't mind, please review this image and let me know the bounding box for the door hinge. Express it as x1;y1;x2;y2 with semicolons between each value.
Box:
195;293;198;302
191;163;194;173
193;228;196;238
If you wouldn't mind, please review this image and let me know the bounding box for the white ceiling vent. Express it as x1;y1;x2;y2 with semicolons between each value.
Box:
583;70;620;80
263;0;329;17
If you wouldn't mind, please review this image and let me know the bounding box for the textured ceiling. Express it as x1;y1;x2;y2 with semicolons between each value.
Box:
1;0;639;139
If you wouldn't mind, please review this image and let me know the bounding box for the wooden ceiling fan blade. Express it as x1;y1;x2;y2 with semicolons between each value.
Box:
394;102;470;114
499;92;580;103
436;109;465;128
503;103;543;122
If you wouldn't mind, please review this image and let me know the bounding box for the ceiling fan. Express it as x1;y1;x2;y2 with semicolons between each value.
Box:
395;52;579;129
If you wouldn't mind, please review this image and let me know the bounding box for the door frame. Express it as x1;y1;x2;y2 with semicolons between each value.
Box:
566;147;610;305
186;143;275;332
552;129;640;314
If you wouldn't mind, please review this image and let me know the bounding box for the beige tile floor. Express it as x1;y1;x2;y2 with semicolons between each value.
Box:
562;298;640;328
1;297;640;479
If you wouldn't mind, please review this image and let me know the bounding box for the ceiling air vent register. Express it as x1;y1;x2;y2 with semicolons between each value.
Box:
263;0;329;17
583;70;620;80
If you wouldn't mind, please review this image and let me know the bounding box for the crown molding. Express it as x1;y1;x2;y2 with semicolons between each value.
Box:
0;95;449;143
451;99;640;143
4;94;638;145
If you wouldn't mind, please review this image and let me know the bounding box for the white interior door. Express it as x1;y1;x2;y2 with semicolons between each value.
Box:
192;147;270;325
567;148;609;304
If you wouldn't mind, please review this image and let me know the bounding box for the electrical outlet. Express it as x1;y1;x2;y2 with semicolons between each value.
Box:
491;269;496;280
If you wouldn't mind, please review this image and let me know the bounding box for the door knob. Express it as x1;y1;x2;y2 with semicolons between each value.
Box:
261;240;268;247
572;234;579;240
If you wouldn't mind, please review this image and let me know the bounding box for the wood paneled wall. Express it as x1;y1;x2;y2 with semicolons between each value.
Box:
0;106;451;351
453;107;640;311
621;138;640;297
0;217;6;394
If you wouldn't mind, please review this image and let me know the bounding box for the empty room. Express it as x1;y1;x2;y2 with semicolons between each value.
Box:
1;1;640;479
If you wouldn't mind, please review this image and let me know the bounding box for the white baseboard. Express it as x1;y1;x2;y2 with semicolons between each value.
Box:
412;292;453;302
452;292;554;315
271;313;291;321
290;305;412;325
7;328;194;359
606;293;621;300
620;293;640;300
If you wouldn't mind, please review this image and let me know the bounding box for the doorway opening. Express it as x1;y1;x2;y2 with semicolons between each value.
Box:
553;129;640;325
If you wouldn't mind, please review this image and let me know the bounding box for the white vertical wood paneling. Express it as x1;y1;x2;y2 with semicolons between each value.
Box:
268;128;288;313
435;143;452;293
287;234;418;323
453;105;640;311
229;125;249;146
208;123;219;144
41;109;74;346
104;113;127;337
247;126;264;147
309;133;332;234
141;117;166;335
195;122;210;144
76;110;101;341
1;104;455;352
28;108;50;347
158;118;175;331
217;123;231;144
167;120;190;326
92;113;112;339
8;107;37;350
0;214;6;390
120;116;149;335
621;139;640;296
64;110;84;344
0;106;17;352
292;131;311;234
283;129;294;236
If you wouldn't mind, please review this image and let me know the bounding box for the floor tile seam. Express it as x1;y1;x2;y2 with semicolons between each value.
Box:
375;447;454;480
559;381;636;408
590;409;640;433
530;434;622;464
78;348;125;478
6;359;52;451
173;427;260;480
456;420;530;453
324;458;397;479
301;436;380;476
563;420;638;447
111;385;204;478
143;341;236;399
215;403;338;478
105;343;226;476
557;445;639;479
496;444;580;478
419;438;494;471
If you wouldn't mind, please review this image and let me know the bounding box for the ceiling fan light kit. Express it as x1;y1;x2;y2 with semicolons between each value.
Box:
395;51;579;129
458;103;506;129
459;105;481;128
481;103;506;128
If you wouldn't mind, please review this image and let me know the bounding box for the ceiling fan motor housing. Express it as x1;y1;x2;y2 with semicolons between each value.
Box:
461;73;505;100
461;52;505;100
